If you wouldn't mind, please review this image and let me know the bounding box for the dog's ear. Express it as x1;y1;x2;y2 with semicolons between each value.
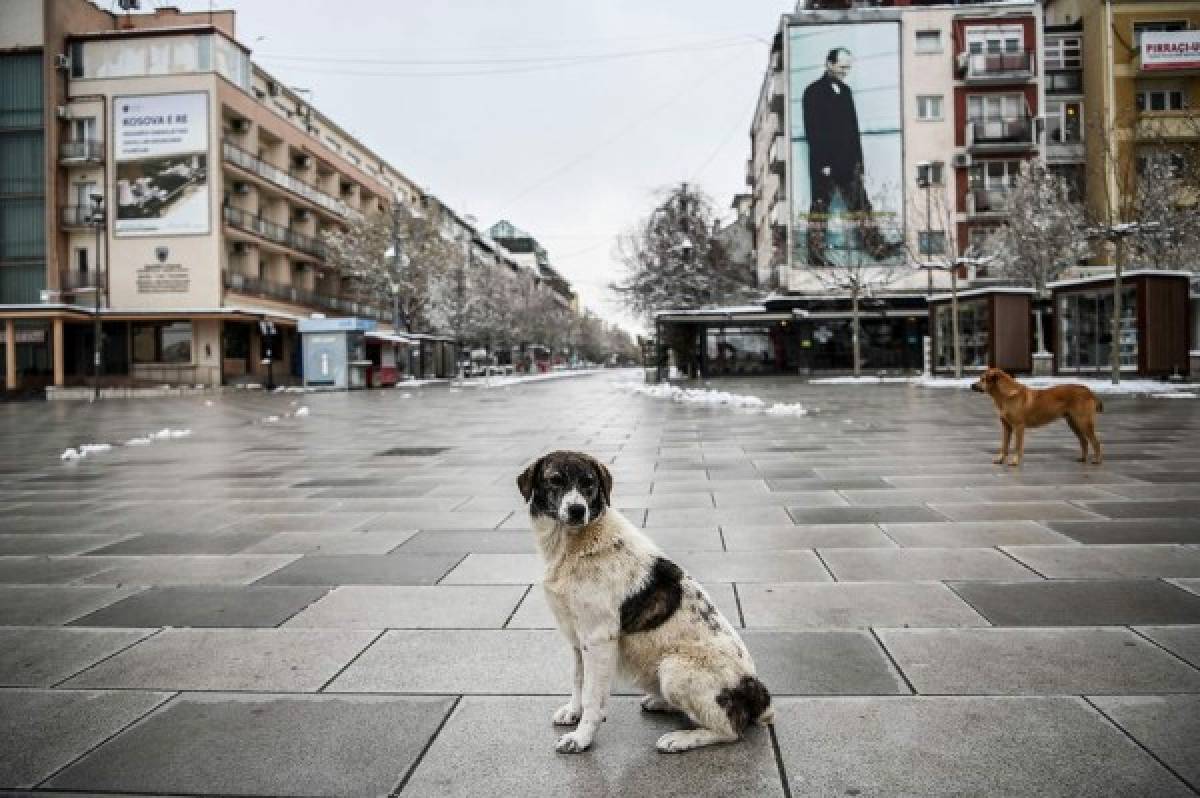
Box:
517;456;544;502
588;456;613;505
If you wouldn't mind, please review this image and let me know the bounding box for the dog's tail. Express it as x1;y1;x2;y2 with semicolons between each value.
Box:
719;675;773;731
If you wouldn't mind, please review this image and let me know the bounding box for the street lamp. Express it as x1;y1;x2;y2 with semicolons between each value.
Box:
89;194;105;402
916;161;934;297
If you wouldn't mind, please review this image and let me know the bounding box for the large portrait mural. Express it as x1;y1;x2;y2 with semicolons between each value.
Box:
789;22;904;269
114;92;210;236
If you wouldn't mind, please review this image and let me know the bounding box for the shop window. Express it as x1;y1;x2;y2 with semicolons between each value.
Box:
1058;288;1136;371
935;300;990;371
132;321;192;363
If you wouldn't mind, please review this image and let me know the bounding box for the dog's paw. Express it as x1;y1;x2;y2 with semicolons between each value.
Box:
992;456;1006;465
1007;458;1021;467
552;704;582;726
656;731;697;753
640;695;672;712
555;730;592;754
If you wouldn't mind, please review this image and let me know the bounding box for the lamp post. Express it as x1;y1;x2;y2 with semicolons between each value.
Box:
916;162;933;297
89;194;105;402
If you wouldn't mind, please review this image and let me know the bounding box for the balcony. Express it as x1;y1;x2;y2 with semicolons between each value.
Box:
769;73;785;114
768;134;786;176
223;270;389;320
59;139;103;163
966;116;1035;152
957;51;1034;83
59;269;106;294
966;188;1010;218
1135;111;1200;142
61;205;100;229
222;140;360;221
223;205;328;260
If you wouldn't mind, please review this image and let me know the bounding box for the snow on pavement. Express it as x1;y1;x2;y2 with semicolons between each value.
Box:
624;382;810;416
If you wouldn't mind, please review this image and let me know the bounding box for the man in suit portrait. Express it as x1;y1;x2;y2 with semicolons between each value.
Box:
802;47;888;265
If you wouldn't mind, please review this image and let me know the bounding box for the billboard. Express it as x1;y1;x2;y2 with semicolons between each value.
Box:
789;22;904;270
1140;31;1200;71
114;92;210;236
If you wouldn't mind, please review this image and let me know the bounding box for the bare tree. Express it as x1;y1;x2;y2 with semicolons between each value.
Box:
390;204;461;334
611;182;759;325
321;212;392;314
813;178;905;377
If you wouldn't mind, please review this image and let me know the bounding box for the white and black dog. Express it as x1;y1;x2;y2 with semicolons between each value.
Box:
517;450;773;754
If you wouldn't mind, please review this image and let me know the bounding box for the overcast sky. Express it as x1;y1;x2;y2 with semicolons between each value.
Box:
165;0;790;333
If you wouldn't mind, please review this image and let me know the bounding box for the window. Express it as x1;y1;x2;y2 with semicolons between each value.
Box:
916;161;944;186
968;160;1022;190
918;231;946;256
1059;288;1137;371
1045;100;1083;144
69;117;96;143
74;181;98;209
966;26;1024;55
966;94;1026;121
916;95;943;120
132;321;192;363
1044;36;1082;69
1045;72;1082;93
74;247;88;275
1133;20;1187;50
915;30;942;53
1135;88;1186;112
936;300;990;370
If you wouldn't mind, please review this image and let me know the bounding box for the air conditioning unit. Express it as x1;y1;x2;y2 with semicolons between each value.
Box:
229;118;250;134
54;54;71;71
233;182;251;195
952;153;972;169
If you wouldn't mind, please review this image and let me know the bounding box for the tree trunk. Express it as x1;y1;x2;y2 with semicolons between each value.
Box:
1111;260;1122;385
851;290;862;377
951;264;962;379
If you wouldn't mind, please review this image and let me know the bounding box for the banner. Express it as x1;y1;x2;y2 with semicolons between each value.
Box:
113;92;210;236
789;22;904;269
1141;31;1200;71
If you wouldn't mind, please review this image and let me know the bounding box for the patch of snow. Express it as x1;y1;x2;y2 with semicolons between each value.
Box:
625;382;811;417
915;376;1195;396
151;428;172;440
79;443;112;454
294;406;310;416
204;400;214;407
61;448;82;461
764;402;809;416
263;415;280;423
1155;392;1197;399
168;429;191;438
125;437;152;446
810;376;914;384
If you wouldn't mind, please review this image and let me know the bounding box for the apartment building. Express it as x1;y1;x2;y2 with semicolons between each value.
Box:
487;220;577;313
0;0;523;395
725;0;1043;373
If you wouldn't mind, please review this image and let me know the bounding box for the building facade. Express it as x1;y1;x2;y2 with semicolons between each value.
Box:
0;0;560;396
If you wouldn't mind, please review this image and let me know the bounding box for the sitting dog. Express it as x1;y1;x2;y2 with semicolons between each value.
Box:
971;368;1103;466
517;450;772;754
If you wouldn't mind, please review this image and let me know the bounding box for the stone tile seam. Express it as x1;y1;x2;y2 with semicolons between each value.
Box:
315;628;388;693
31;689;179;791
1127;626;1200;676
991;547;1051;580
872;522;901;547
730;582;746;628
811;550;838;583
271;586;336;628
867;628;918;696
938;582;998;627
48;627;165;689
1080;695;1200;797
388;694;463;797
767;722;794;798
501;584;535;630
433;553;473;586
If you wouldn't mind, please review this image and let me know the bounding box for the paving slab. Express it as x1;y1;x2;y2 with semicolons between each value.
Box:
672;551;831;583
0;534;133;556
438;553;543;584
879;521;1074;548
0;627;155;686
818;547;1042;581
78;555;299;586
0;557;116;585
68;586;329;628
403;696;782;797
771;696;1194;797
738;582;988;628
713;490;848;507
45;692;455;797
877;627;1200;695
328;629;594;694
1081;499;1200;519
740;630;909;695
0;586;143;626
238;529;415;555
929;501;1103;521
61;628;378;691
787;505;949;524
83;530;274;556
721;524;895;549
632;526;726;551
1002;544;1200;579
359;511;511;531
1172;578;1200;597
0;688;172;788
644;507;793;527
392;530;533;554
1047;518;1200;544
1135;625;1200;669
253;553;460;586
507;583;739;629
1088;695;1200;791
283;585;527;628
218;512;381;534
951;579;1200;626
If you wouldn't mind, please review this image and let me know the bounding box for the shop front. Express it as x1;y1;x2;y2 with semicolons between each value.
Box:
1049;271;1191;378
927;288;1035;375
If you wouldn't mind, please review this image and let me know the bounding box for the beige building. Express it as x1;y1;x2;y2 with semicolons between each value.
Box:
0;0;516;394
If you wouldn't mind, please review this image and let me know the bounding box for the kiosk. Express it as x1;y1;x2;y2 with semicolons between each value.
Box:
298;317;375;390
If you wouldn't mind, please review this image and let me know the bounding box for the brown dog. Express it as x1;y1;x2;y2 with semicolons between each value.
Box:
971;368;1103;466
